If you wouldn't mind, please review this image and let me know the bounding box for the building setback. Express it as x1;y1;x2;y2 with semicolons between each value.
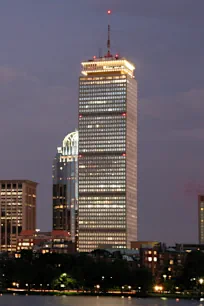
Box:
0;180;37;252
52;131;78;245
78;45;137;251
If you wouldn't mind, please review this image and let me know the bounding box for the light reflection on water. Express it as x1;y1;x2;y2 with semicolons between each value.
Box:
0;295;202;306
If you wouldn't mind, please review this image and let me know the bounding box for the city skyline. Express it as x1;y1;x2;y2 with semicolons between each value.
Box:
0;0;203;244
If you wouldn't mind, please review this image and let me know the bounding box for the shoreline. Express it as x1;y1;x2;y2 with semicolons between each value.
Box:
1;290;203;300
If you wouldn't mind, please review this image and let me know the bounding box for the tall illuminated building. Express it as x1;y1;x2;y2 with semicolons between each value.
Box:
78;19;137;252
198;195;204;244
52;130;78;244
0;180;37;252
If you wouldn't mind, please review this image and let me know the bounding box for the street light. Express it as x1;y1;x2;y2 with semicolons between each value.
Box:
154;285;163;292
199;278;204;296
163;274;167;281
96;284;100;293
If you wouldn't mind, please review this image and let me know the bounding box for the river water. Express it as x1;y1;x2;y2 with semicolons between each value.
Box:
0;295;202;306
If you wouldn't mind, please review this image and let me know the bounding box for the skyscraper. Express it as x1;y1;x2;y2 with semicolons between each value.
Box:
0;180;37;252
52;130;78;244
198;195;204;244
78;24;137;252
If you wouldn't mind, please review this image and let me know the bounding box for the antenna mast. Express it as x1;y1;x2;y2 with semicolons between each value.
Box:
107;10;112;57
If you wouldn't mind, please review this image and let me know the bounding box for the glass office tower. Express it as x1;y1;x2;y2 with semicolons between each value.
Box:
52;130;78;244
78;55;137;252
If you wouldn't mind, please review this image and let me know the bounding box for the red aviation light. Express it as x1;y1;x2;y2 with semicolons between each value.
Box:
115;54;119;59
93;55;96;59
122;153;126;157
122;113;126;116
107;10;111;14
79;115;82;118
79;154;83;158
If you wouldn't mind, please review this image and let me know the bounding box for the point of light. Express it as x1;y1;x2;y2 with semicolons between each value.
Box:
122;113;126;116
79;115;82;118
93;56;96;59
122;153;126;157
107;10;111;14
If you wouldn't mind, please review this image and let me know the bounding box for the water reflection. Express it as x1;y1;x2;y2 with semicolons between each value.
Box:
0;295;201;306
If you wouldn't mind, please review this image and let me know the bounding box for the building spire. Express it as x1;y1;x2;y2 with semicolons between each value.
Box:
107;24;110;53
106;10;112;57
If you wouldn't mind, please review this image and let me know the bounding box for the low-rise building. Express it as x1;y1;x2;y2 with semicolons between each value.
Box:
17;230;75;254
132;242;186;282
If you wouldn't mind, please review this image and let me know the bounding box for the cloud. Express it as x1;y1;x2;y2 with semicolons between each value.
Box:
0;66;39;85
0;67;23;83
138;87;204;146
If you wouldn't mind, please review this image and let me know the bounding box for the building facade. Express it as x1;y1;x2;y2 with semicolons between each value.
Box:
78;53;137;252
52;131;78;244
17;230;75;254
137;243;186;282
0;180;37;252
198;195;204;244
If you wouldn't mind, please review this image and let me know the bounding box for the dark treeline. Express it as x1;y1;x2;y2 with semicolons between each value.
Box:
0;250;152;292
0;250;204;293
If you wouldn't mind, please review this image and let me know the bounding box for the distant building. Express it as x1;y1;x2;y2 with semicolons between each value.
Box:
198;195;204;244
138;243;186;281
175;243;204;252
52;130;78;245
90;248;140;270
17;230;75;254
0;180;37;252
131;241;159;250
78;30;137;252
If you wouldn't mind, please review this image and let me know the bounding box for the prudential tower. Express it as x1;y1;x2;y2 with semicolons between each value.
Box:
78;12;137;252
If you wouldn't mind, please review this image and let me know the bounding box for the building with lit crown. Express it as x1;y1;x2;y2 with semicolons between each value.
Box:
52;130;78;245
0;180;37;252
78;30;137;252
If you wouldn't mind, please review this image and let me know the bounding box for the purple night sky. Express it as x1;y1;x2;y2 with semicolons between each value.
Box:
0;0;203;244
